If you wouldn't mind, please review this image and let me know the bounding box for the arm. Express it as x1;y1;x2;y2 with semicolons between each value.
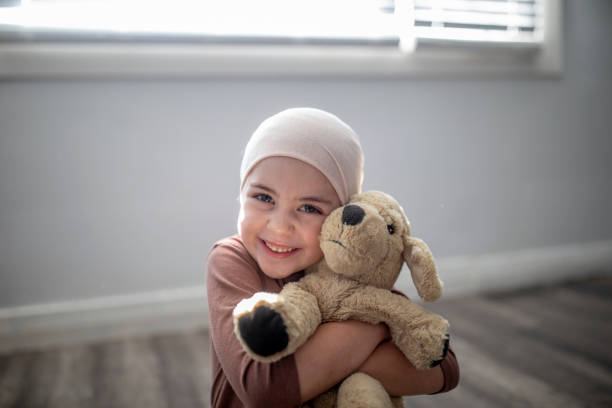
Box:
359;341;459;397
295;320;388;403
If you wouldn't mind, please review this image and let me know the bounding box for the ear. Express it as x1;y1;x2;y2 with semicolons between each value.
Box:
403;236;443;301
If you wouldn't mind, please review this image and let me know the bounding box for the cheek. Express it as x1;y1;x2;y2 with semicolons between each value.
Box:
303;217;326;243
239;204;261;238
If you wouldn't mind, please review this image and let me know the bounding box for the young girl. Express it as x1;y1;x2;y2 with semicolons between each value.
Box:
206;108;459;407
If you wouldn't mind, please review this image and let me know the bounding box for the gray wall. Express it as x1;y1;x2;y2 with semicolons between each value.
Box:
1;1;611;308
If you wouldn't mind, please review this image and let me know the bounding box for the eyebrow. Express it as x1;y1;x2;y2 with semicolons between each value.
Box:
250;183;275;194
250;183;334;206
300;195;334;206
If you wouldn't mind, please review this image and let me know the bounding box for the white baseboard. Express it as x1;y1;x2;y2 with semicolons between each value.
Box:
0;287;208;354
396;239;612;301
2;240;611;354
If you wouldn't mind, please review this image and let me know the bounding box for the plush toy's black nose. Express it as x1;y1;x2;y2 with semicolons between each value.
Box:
342;205;365;226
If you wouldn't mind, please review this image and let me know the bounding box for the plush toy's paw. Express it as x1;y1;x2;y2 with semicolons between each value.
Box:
415;322;450;369
237;305;289;357
429;334;450;368
396;316;450;370
233;293;293;361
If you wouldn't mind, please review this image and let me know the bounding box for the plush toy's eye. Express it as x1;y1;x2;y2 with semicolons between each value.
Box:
387;224;395;235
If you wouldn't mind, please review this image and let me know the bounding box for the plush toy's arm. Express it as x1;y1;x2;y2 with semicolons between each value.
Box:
342;286;449;370
233;282;322;363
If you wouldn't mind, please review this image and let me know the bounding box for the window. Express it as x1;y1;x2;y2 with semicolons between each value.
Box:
0;0;562;78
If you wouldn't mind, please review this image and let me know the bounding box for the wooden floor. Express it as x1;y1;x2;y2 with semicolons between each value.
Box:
1;277;611;408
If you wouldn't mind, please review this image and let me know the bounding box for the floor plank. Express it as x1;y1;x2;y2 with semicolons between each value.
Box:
0;353;32;408
90;338;166;408
150;332;210;408
48;346;95;408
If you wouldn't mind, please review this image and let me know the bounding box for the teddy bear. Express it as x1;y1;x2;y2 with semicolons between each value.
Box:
233;191;450;408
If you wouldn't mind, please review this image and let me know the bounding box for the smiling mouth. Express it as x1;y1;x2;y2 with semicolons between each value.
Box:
263;240;297;254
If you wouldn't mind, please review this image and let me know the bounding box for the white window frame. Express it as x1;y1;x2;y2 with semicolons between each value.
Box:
0;0;563;79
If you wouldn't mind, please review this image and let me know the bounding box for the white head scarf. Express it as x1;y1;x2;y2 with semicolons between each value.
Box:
240;108;364;204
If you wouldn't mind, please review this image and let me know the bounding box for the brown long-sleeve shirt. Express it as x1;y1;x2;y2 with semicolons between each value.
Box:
206;236;459;408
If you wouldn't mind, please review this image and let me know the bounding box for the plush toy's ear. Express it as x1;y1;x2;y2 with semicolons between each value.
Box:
403;236;443;302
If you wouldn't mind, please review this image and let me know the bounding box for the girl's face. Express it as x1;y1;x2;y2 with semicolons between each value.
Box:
239;157;341;280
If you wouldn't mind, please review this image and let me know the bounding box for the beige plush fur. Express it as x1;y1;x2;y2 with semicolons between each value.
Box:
234;191;449;407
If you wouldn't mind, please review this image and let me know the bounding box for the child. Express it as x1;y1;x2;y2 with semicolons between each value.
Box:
206;108;459;407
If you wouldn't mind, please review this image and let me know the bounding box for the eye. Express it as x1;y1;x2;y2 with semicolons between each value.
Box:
300;204;322;215
387;224;395;235
253;193;274;204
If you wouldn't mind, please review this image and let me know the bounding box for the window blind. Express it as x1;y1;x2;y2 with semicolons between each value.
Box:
412;0;543;45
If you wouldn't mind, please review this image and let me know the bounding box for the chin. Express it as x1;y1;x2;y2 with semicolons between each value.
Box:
259;258;300;279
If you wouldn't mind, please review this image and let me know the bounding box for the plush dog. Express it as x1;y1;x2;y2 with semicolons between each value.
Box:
233;191;449;408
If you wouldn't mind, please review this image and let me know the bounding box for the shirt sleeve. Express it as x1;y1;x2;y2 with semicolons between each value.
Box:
432;346;460;394
206;241;302;408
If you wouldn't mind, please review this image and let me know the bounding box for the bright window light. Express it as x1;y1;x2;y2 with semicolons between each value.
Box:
0;0;400;42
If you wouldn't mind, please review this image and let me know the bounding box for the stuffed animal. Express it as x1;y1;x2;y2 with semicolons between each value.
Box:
233;191;450;408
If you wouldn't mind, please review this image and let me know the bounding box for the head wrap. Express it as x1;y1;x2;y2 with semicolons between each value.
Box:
240;108;364;204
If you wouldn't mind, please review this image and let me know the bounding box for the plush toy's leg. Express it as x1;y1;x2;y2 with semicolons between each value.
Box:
233;282;321;362
310;387;338;408
336;373;396;408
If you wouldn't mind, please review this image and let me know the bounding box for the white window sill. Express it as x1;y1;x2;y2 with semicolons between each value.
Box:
0;40;563;80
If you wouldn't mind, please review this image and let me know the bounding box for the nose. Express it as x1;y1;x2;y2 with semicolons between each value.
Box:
342;205;365;226
268;208;294;234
